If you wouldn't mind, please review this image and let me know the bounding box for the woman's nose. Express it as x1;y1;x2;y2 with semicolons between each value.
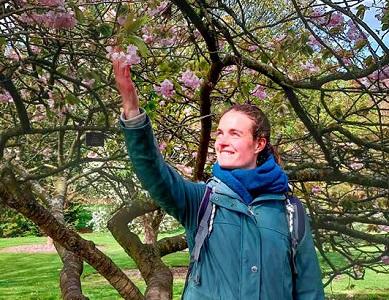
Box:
216;135;229;145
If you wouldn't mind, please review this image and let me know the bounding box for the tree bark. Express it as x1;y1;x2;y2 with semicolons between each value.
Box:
108;202;174;300
143;209;164;245
0;165;144;300
49;176;88;300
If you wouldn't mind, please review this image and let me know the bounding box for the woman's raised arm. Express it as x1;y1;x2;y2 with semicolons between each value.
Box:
112;59;140;119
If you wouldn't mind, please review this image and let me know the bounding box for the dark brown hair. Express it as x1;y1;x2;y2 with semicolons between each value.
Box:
221;104;281;165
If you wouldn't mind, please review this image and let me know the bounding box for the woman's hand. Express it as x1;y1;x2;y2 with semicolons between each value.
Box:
112;59;140;119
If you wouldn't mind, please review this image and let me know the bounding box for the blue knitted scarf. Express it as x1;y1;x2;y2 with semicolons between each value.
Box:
212;154;289;204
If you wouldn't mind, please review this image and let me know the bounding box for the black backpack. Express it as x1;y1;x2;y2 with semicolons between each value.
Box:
184;186;307;292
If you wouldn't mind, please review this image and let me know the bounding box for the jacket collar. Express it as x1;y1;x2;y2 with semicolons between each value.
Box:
208;176;286;205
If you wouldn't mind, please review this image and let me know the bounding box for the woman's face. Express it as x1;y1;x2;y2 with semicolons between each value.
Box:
215;110;266;170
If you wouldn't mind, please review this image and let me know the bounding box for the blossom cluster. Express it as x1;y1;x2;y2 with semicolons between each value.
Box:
359;66;389;89
0;91;13;103
17;0;76;30
311;8;344;28
179;70;202;90
141;25;179;48
147;1;169;17
19;10;76;29
38;0;65;7
106;45;141;66
251;85;267;100
154;79;174;98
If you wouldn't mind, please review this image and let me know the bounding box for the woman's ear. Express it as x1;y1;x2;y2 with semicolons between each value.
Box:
254;137;267;154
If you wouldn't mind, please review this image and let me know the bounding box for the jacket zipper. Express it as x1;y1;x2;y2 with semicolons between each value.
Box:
247;205;257;224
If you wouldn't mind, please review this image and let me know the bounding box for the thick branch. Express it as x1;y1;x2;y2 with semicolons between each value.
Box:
282;86;338;169
0;166;143;300
194;60;225;180
0;74;31;132
170;0;220;62
107;201;173;300
286;167;389;189
157;233;187;257
318;222;389;246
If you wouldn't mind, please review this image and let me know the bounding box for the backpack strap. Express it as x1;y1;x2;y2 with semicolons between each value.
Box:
285;194;306;275
192;185;214;262
182;185;214;296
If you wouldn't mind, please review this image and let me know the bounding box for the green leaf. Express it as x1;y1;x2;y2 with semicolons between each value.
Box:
0;37;6;46
99;23;113;38
65;94;79;105
73;6;85;23
260;52;269;64
381;10;389;30
356;4;366;19
126;35;149;56
122;15;148;35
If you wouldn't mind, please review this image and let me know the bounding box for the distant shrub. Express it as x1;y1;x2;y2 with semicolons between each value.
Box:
64;203;93;232
0;204;41;237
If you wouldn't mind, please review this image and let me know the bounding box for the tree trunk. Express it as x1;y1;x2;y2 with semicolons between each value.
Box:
0;166;144;300
143;209;164;245
108;202;174;300
48;176;89;300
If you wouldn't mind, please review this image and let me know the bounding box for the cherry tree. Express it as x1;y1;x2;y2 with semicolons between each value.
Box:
1;0;388;298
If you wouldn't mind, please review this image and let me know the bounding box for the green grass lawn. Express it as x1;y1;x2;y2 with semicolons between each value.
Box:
0;233;388;299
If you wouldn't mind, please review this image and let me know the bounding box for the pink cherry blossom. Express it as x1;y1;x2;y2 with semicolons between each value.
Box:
311;186;321;194
142;34;154;44
308;35;321;48
350;162;364;170
251;85;267;100
42;147;53;159
311;7;327;26
179;70;202;90
248;45;259;52
82;79;95;88
148;1;169;17
54;12;77;29
328;12;344;28
378;225;389;232
106;45;141;66
38;0;64;7
382;256;389;265
22;11;77;29
160;38;175;47
346;20;365;43
368;66;389;81
159;142;167;151
154;79;174;98
301;61;319;73
341;57;352;66
5;49;21;61
47;97;55;109
117;16;126;26
223;65;237;74
87;151;98;159
0;91;13;103
30;45;41;54
32;111;45;121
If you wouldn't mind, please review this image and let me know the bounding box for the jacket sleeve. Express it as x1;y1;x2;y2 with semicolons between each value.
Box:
121;115;205;231
293;216;325;300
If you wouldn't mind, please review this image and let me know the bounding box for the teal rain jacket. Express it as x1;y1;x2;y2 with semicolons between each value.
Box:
122;117;324;300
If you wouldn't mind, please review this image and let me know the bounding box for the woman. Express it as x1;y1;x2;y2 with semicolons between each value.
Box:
114;60;324;300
